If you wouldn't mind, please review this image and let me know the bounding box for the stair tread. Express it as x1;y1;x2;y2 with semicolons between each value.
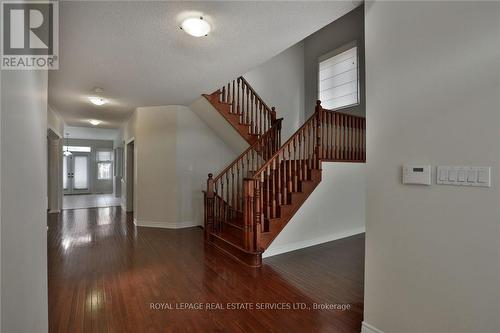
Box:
212;229;244;249
209;230;262;267
223;218;244;229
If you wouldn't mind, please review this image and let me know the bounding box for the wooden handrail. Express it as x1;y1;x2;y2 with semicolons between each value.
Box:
212;119;282;183
238;76;273;114
218;77;277;136
253;112;318;178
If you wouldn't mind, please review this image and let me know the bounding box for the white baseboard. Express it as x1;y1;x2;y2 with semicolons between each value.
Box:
361;322;385;333
262;227;365;258
134;218;200;229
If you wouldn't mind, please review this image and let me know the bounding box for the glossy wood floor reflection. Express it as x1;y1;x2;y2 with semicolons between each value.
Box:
48;207;364;333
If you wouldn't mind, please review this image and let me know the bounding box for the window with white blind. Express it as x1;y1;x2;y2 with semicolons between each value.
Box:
97;150;113;180
318;44;359;110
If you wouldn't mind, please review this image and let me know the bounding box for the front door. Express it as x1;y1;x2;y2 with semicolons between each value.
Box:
63;152;91;194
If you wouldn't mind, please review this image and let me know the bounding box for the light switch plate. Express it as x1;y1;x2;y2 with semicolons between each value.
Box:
437;166;491;187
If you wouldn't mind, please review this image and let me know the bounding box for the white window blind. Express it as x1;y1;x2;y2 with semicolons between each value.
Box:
97;151;112;162
97;150;113;180
98;163;112;180
318;45;359;110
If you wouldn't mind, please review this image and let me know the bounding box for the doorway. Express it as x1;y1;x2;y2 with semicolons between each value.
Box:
126;140;135;212
63;152;91;194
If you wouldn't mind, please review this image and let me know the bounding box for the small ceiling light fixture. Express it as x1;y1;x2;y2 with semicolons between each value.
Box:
88;96;108;106
180;16;211;37
63;133;72;156
89;119;101;126
88;87;108;106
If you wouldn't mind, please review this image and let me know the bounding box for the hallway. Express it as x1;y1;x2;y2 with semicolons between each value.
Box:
62;194;122;210
48;207;364;333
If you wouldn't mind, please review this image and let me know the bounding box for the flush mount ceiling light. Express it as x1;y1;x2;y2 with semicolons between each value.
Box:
180;17;211;37
88;87;108;106
88;119;101;126
88;96;108;106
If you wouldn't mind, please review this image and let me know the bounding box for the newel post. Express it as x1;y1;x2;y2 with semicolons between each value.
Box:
243;179;256;252
270;107;277;124
315;100;323;168
253;179;261;252
276;118;283;149
205;173;214;240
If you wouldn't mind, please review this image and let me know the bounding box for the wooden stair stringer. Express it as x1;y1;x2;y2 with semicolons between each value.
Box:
202;92;259;145
259;169;322;250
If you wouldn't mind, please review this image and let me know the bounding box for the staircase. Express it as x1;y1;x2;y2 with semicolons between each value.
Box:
203;77;366;267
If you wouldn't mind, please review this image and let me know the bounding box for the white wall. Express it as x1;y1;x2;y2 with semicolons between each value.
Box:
121;110;137;215
0;62;2;331
47;104;64;138
244;42;305;141
120;105;236;228
47;132;63;213
176;108;237;226
128;106;178;227
1;71;48;332
47;105;64;213
65;125;119;142
364;2;500;333
263;162;365;258
189;96;249;154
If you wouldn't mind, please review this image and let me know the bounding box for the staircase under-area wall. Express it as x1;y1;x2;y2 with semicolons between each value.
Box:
203;76;366;267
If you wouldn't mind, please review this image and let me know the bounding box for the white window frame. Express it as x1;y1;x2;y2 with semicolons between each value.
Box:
62;145;92;153
318;41;360;111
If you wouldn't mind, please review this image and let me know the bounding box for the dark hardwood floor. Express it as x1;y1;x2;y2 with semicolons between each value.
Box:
48;207;364;333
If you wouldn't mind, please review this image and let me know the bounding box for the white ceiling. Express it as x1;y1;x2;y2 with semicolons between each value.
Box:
49;1;360;128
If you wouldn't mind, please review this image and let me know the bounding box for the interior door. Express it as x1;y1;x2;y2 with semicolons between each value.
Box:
63;152;91;194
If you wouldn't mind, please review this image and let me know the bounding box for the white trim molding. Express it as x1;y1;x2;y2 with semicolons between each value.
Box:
133;219;199;229
361;322;385;333
262;227;365;258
